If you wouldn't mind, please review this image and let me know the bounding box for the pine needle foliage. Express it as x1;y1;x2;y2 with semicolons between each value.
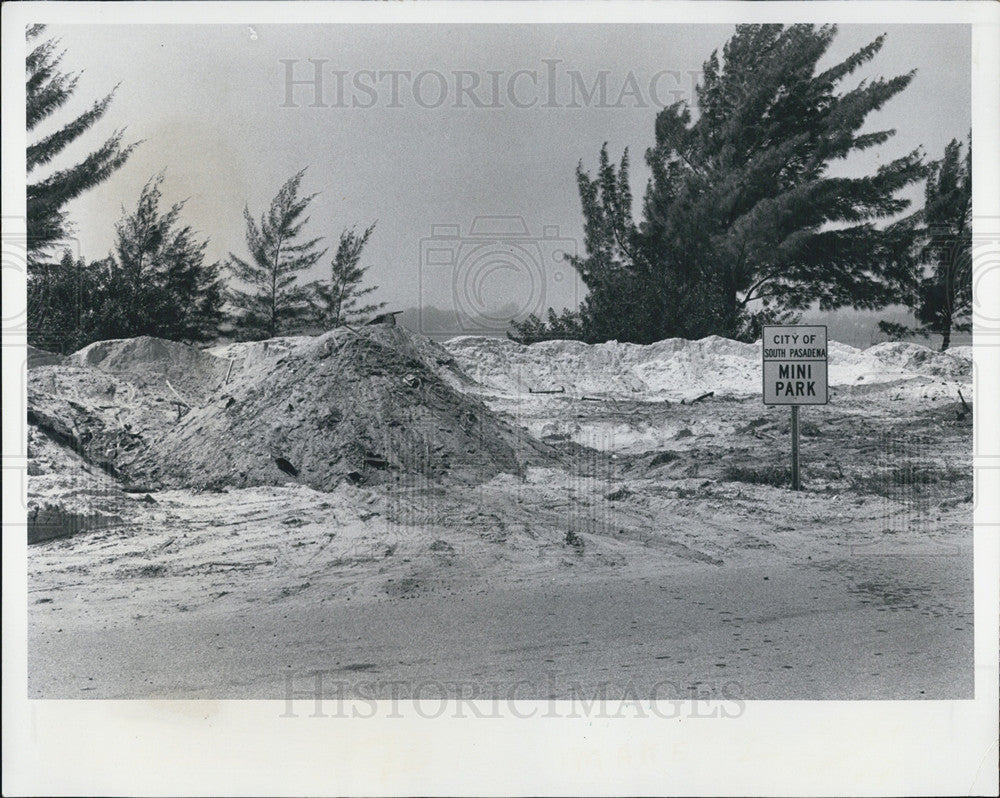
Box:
512;25;927;344
227;169;327;340
309;223;384;327
26;24;139;265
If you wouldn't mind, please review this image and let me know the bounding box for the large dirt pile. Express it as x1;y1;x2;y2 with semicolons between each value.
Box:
28;336;237;483
207;325;478;393
126;326;551;490
444;335;973;399
28;326;554;496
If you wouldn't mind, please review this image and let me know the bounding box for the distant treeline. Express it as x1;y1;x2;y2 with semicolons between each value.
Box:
401;305;970;351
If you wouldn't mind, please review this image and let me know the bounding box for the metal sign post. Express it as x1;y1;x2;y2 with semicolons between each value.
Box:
790;405;800;490
762;325;828;491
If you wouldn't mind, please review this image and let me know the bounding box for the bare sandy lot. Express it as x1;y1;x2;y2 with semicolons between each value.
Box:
27;332;973;699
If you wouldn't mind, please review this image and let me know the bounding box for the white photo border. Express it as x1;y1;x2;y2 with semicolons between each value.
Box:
3;2;998;796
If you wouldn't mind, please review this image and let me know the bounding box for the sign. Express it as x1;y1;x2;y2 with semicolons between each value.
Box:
762;325;829;406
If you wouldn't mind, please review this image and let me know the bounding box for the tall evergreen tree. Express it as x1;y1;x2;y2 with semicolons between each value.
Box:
99;173;224;342
513;24;926;344
227;170;326;340
26;24;138;266
159;226;226;343
309;223;384;327
108;172;185;336
912;136;972;351
878;136;973;350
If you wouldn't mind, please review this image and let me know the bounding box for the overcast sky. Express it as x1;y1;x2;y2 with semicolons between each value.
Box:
37;23;971;322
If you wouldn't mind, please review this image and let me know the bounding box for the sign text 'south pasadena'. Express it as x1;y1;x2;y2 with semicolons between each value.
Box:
762;325;829;405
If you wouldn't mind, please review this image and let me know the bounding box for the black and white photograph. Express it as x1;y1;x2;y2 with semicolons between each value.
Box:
3;1;999;795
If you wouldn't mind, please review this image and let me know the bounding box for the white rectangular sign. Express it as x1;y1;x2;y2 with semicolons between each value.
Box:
762;325;829;405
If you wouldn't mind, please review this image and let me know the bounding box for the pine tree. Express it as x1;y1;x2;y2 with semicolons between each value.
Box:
510;146;671;344
913;136;972;351
27;247;98;353
103;173;225;342
877;136;973;350
227;170;326;340
309;223;384;327
26;24;138;266
515;25;926;344
109;173;184;336
160;227;226;343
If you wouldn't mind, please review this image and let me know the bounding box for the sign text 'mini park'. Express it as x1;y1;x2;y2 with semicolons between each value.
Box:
762;325;829;405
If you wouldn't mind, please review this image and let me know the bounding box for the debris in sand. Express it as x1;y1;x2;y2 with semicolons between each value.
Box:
165;378;192;408
202;560;273;572
683;391;715;405
957;389;972;421
366;311;404;327
363;453;390;470
647;451;680;469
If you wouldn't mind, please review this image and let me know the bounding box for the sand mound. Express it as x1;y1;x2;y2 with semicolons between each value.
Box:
70;336;230;402
444;335;972;399
31;327;554;493
443;335;766;397
28;338;230;484
27;345;65;368
208;326;476;392
844;341;971;381
28;327;971;502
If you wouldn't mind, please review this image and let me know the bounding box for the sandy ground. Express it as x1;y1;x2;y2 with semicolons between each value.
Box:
28;386;973;700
